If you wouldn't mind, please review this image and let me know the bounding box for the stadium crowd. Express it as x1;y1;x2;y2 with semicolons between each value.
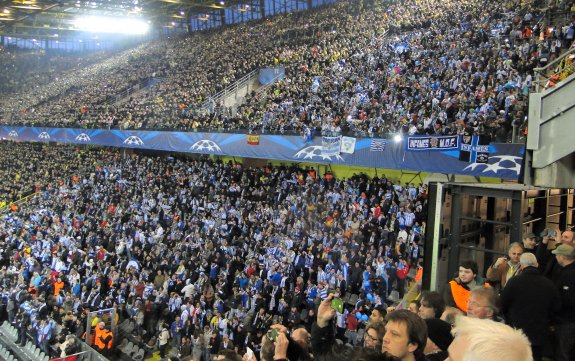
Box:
0;141;574;361
0;0;573;139
0;0;575;361
0;142;428;358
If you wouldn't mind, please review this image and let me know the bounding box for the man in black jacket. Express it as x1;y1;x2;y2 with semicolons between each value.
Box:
550;244;575;361
501;252;560;361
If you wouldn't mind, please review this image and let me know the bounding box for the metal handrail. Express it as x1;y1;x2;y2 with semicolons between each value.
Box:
252;72;285;99
533;46;575;92
0;191;40;212
201;69;259;110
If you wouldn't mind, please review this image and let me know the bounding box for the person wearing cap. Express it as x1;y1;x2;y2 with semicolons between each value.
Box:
501;253;560;361
551;244;575;361
536;228;575;280
423;318;453;361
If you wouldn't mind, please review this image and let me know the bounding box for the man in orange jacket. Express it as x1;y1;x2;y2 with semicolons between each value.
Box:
442;260;489;314
94;322;113;356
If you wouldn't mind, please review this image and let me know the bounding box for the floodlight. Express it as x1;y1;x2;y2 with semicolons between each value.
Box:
393;134;403;143
72;16;150;35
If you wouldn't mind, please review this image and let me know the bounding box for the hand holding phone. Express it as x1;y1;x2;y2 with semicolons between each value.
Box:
330;297;344;314
268;329;279;342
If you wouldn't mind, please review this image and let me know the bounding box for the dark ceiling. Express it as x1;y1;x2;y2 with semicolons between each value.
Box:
0;0;264;39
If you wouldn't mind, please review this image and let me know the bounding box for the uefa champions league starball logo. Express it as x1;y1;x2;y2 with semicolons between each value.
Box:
123;136;145;145
463;155;522;175
294;146;344;161
75;133;92;142
190;140;222;152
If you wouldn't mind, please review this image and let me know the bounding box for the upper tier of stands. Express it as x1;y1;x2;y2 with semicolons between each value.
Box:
0;0;574;141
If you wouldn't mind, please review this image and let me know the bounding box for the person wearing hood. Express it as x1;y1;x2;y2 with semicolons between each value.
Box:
442;260;489;314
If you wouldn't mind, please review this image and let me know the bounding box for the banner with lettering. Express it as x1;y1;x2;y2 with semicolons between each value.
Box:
459;134;490;163
406;135;459;151
322;135;342;156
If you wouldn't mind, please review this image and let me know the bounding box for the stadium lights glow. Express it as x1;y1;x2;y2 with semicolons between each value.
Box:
72;16;150;35
393;134;403;143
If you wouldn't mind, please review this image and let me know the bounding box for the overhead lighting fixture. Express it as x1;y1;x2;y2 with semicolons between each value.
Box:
72;16;150;35
3;8;10;14
0;17;15;20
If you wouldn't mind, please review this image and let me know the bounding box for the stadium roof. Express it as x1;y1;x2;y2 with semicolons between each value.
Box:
0;0;263;39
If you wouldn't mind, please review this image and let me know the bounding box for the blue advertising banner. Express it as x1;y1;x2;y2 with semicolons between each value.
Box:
0;127;525;180
259;67;285;85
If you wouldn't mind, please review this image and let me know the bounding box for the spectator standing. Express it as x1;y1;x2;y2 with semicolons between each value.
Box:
486;242;524;289
501;253;560;361
550;244;575;361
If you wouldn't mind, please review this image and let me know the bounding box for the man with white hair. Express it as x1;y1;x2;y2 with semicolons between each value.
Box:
446;316;533;361
501;253;560;361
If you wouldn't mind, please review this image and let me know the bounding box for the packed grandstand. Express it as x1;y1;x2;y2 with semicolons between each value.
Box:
0;0;574;361
1;0;572;136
